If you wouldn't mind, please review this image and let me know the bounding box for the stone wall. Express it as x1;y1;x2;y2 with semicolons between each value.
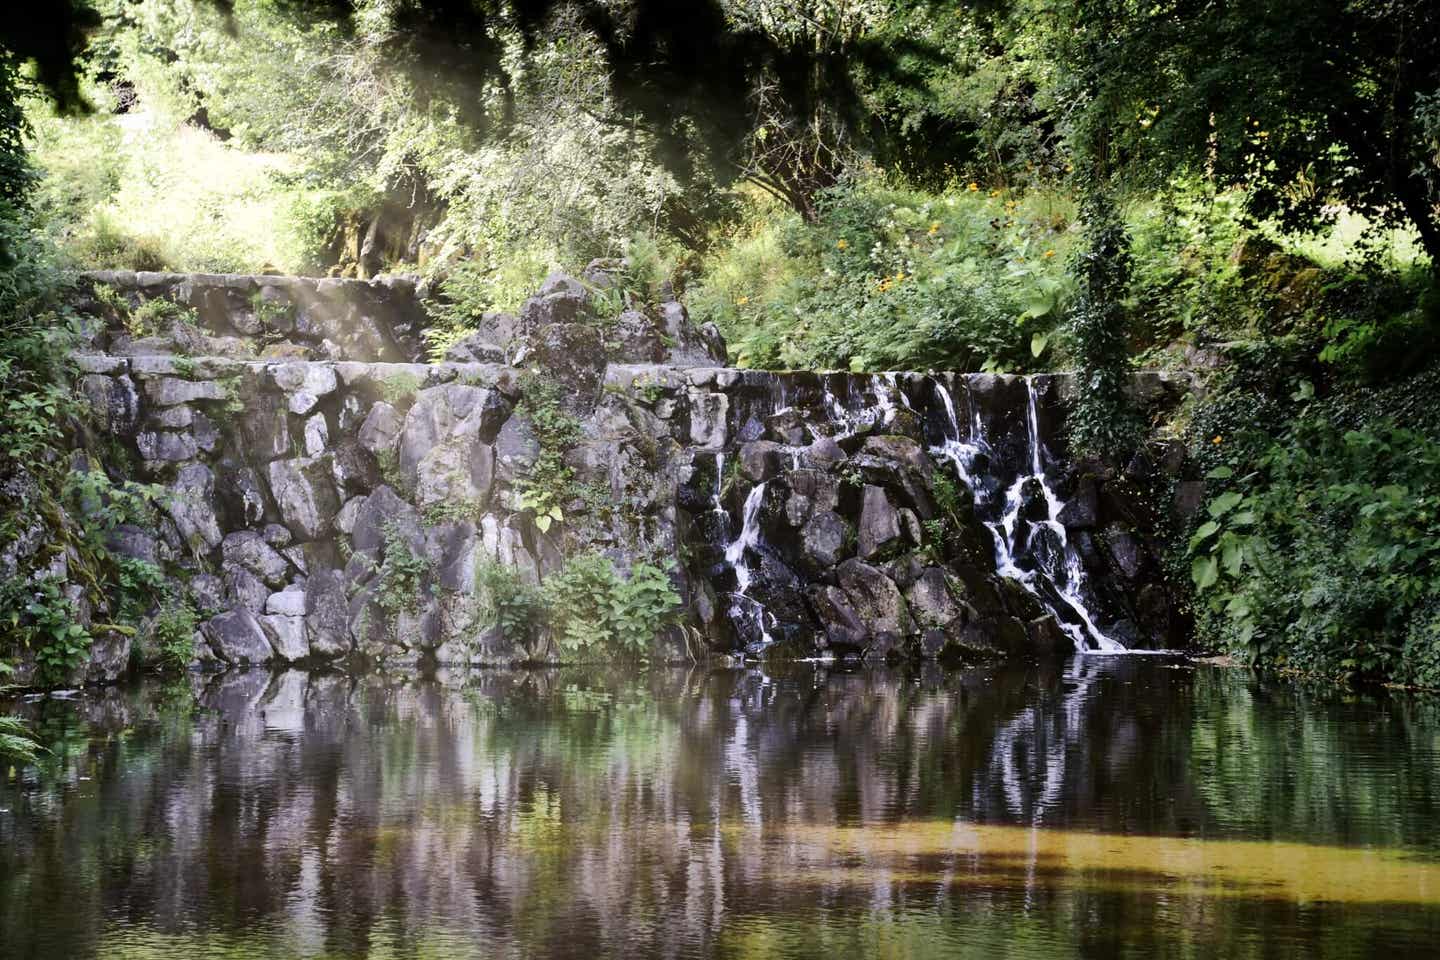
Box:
55;270;1196;682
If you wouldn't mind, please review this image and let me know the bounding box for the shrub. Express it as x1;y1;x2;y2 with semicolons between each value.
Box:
1188;416;1440;686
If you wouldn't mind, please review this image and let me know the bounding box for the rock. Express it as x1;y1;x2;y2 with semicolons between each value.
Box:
270;362;338;415
738;440;786;483
857;485;902;560
305;569;351;658
1100;523;1145;581
304;414;330;456
238;394;292;461
358;401;403;456
429;521;479;592
224;566;271;614
1018;477;1050;522
698;322;728;364
860;436;932;473
268;457;342;541
688;391;728;449
836;558;915;640
800;511;849;569
188;574;226;615
805;436;846;465
493;415;540;485
414;438;495;511
444;332;507;363
108;524;158;564
167;464;224;552
525;323;607;414
1058;475;1099;528
202;610;275;664
136;430;199;462
904;568;962;630
261;614;309;661
810;585;868;648
398;384;510;482
351;485;423;554
1025;616;1070;654
265;585;307;617
85;629;132;683
330;440;380;498
80;374;139;435
335;496;365;535
221;531;291;586
611;310;666;363
147;378;226;406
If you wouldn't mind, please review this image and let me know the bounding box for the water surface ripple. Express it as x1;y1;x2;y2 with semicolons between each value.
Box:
4;658;1440;958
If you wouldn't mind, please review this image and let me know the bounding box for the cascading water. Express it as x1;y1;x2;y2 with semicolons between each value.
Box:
929;376;1124;652
723;482;776;653
710;369;1129;655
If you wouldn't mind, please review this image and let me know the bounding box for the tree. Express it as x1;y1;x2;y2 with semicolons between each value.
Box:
1072;0;1440;264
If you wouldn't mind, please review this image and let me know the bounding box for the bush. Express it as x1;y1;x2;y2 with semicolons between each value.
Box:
475;552;680;661
690;174;1078;372
1188;415;1440;686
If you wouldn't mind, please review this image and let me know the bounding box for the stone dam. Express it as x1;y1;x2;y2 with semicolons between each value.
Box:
55;269;1197;682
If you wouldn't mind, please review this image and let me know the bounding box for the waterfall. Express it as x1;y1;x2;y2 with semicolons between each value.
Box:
930;376;1123;653
723;482;776;652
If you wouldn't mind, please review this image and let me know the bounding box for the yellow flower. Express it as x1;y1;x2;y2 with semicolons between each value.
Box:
1213;435;1223;445
737;296;749;305
1043;249;1055;258
968;182;979;192
836;239;848;250
928;222;940;235
989;189;1002;197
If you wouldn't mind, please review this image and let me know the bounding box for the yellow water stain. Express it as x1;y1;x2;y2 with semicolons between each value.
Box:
768;822;1440;905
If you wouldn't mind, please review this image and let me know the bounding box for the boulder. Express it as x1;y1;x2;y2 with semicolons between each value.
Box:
611;310;666;363
414;438;495;511
265;585;307;617
524;323;607;415
269;361;338;415
167;463;224;552
738;440;787;483
358;400;403;456
857;485;902;560
800;511;849;570
398;384;510;482
1057;476;1099;529
261;614;309;661
836;558;915;640
351;485;423;555
860;435;932;473
202;610;275;665
904;568;963;630
221;531;291;586
268;456;342;541
688;391;729;449
305;569;351;658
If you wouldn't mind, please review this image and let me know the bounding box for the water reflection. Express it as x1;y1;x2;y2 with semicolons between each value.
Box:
4;659;1440;958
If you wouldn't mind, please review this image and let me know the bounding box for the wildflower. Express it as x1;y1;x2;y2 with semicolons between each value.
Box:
836;239;848;250
967;182;979;192
1044;249;1056;259
737;296;749;305
928;222;940;235
1213;435;1223;445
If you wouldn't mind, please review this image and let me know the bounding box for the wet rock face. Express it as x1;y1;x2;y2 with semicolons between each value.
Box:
67;269;1193;680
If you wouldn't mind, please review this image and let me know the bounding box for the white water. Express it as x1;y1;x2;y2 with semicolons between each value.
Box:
930;376;1123;653
723;482;776;651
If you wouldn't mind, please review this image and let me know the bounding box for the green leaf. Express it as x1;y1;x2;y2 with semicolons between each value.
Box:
1191;555;1219;591
1207;491;1244;518
1205;465;1234;479
1221;539;1244;577
1187;521;1220;552
1030;332;1049;357
535;515;552;533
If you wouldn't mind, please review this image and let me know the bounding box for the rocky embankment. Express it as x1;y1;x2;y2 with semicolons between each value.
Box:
40;268;1197;683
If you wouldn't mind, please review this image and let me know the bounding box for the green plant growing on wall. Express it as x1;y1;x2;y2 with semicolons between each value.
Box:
375;522;434;614
380;372;423;406
126;298;197;340
146;599;197;672
515;374;583;533
543;552;679;659
476;559;545;645
250;290;295;329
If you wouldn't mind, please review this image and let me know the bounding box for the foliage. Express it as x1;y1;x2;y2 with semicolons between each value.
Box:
0;714;43;765
145;598;196;672
691;175;1076;372
378;372;423;406
1189;417;1440;687
375;522;434;615
543;552;680;658
516;373;583;531
125;296;196;339
476;551;679;660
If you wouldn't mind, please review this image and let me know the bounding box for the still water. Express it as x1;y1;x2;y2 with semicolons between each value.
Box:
5;658;1440;959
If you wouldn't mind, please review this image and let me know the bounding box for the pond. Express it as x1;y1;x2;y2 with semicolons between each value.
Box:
4;658;1440;958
